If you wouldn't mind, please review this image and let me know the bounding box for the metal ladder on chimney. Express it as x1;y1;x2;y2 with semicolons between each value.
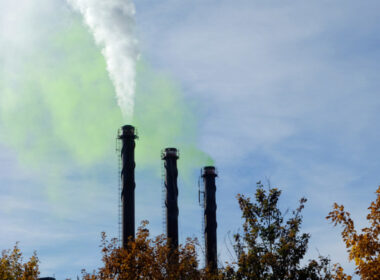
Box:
116;129;122;247
198;170;206;260
161;153;166;235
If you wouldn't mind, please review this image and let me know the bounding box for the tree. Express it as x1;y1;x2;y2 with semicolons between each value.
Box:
223;181;333;280
81;221;203;280
0;243;39;280
326;186;380;280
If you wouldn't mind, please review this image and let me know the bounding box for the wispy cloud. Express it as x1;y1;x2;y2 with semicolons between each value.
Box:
1;1;379;278
135;0;380;276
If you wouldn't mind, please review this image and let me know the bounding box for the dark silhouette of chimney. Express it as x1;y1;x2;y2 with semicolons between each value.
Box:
119;125;137;248
202;166;218;271
161;148;179;250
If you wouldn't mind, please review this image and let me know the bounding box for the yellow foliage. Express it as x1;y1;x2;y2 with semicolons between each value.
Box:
0;243;39;280
82;221;213;280
327;186;380;280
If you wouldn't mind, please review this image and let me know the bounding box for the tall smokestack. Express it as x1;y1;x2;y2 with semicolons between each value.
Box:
161;148;179;250
119;125;137;248
202;166;218;272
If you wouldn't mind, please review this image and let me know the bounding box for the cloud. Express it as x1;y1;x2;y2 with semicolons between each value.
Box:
1;0;379;278
136;0;380;160
135;0;380;276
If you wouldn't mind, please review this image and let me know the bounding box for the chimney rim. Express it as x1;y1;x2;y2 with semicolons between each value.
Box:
161;147;179;159
202;166;218;177
119;124;138;139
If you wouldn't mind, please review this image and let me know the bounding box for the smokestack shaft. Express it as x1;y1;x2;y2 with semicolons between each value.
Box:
120;125;137;248
203;166;218;271
162;148;179;249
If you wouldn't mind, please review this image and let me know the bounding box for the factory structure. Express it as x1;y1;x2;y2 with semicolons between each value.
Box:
118;125;218;271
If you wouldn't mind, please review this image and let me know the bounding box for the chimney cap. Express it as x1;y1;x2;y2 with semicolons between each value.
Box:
202;166;218;177
119;125;138;139
161;147;179;159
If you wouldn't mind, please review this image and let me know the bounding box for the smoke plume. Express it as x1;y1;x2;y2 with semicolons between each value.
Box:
67;0;139;119
0;0;213;213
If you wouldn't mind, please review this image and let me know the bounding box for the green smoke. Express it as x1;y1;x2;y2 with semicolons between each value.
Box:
0;17;123;211
0;13;213;213
134;62;214;180
0;19;123;167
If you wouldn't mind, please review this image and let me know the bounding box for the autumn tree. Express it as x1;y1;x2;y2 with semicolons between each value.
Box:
327;186;380;280
222;181;333;280
82;221;204;280
0;243;39;280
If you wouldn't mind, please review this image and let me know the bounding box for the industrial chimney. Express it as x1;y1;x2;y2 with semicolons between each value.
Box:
202;166;218;271
119;125;137;248
161;148;179;250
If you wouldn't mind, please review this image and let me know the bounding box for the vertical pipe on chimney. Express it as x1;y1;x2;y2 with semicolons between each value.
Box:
161;148;179;250
202;166;218;272
119;125;137;248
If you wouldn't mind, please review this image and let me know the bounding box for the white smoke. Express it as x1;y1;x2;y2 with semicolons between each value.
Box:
67;0;139;119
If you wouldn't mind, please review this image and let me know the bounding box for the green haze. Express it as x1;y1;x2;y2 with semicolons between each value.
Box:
134;62;214;180
0;17;123;211
0;14;213;212
0;19;123;167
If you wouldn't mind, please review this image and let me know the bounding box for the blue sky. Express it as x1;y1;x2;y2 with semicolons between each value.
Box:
1;0;379;278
